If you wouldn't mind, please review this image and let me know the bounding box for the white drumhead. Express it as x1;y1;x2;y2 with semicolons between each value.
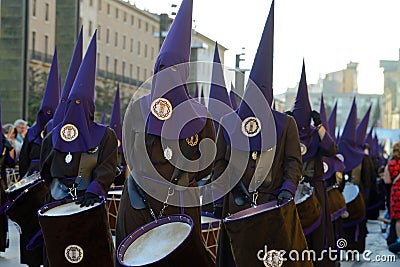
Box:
201;216;220;225
122;222;191;266
6;173;41;193
294;182;314;204
41;201;100;216
342;183;359;204
108;190;123;196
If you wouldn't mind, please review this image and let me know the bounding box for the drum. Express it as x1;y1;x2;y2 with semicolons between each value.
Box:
5;172;41;201
117;214;198;267
38;198;114;266
107;185;123;234
327;185;346;221
201;212;221;261
294;182;321;235
223;199;312;267
5;167;20;187
342;182;366;224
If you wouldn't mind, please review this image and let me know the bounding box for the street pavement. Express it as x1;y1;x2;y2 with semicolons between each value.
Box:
0;218;399;266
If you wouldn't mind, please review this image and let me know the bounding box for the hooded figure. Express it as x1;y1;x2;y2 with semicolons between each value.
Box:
193;83;199;100
47;28;83;133
100;109;107;125
20;49;60;178
339;98;369;253
39;32;117;265
116;1;215;266
229;83;238;110
291;62;338;267
110;84;127;186
213;2;311;266
328;101;338;142
200;88;206;106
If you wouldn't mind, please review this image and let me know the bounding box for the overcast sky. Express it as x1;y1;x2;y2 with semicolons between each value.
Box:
129;0;400;95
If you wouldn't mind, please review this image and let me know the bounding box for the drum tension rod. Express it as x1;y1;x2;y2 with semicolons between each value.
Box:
252;191;258;207
67;183;78;200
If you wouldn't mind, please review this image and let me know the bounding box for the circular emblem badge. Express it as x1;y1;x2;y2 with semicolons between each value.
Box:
263;249;283;267
300;143;307;156
323;161;329;174
241;117;261;137
151;98;172;120
65;245;83;263
60;124;79;142
336;154;344;162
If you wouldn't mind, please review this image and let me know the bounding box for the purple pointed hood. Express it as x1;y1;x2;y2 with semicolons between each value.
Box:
365;126;374;155
208;42;232;133
229;83;238;110
200;88;206;106
320;94;329;132
143;0;207;139
100;110;107;125
27;49;60;145
110;84;122;153
338;98;365;172
221;1;277;152
292;60;319;161
193;83;199;100
48;28;83;133
356;105;371;149
328;102;337;141
52;31;106;152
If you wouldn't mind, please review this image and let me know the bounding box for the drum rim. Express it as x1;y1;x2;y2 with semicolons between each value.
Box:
117;214;194;266
6;180;45;210
201;212;221;230
5;173;41;194
38;196;105;217
223;198;293;223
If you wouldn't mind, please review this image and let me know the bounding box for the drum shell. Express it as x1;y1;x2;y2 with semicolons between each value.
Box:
6;180;48;233
327;187;346;221
223;199;310;267
296;190;321;233
117;214;201;267
5;173;41;201
38;199;114;267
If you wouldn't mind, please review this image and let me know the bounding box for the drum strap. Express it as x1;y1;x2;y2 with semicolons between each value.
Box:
392;173;400;185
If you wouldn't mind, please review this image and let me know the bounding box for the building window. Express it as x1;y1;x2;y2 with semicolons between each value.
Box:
114;32;118;47
45;3;49;21
131;15;134;25
151;47;154;60
98;0;102;10
130;38;133;52
123;12;127;22
32;31;36;55
107;3;110;14
137;41;141;55
144;68;147;80
115;8;119;19
130;64;133;78
152;25;155;34
114;59;118;75
138;19;141;29
44;35;49;59
89;0;93;6
88;21;93;36
33;0;37;16
145;22;149;32
106;28;110;43
137;66;140;80
122;35;126;50
105;56;109;73
122;61;126;77
98;25;101;40
144;44;148;58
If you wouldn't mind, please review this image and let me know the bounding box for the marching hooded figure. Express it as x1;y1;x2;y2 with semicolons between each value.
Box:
0;99;16;253
229;84;238;110
338;98;368;253
115;0;216;266
328;101;337;142
47;28;83;134
213;2;311;266
20;49;60;178
40;32;117;265
110;84;127;186
291;62;337;267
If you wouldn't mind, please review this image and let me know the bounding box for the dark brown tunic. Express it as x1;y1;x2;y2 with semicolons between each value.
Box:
115;100;216;267
214;114;312;267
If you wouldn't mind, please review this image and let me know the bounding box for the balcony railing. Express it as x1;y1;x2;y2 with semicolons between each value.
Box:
29;50;53;64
